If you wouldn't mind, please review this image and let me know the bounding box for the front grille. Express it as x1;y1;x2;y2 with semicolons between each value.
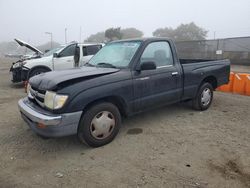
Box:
29;86;46;107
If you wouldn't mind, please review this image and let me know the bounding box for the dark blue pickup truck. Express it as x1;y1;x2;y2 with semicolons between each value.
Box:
18;38;230;147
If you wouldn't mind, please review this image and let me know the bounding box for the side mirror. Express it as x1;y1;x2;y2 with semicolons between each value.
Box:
139;61;156;71
53;53;59;58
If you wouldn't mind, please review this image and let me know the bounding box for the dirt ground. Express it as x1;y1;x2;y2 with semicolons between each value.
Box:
0;58;250;188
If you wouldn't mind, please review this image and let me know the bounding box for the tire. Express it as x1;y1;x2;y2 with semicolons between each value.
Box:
28;67;50;79
77;102;121;147
192;82;213;111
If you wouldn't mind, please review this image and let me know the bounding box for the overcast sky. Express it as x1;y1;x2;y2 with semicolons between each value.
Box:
0;0;250;45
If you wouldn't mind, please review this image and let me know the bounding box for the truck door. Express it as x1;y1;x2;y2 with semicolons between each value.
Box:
132;41;182;111
74;45;80;67
53;44;76;70
80;45;102;66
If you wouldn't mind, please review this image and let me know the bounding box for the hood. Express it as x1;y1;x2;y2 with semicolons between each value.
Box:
14;38;43;55
29;66;120;90
22;55;52;69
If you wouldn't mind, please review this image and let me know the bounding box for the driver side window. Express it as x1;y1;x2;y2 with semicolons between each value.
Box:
59;45;76;57
140;41;173;67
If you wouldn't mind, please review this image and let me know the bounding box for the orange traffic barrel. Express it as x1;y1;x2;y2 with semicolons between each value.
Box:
245;75;250;96
238;73;249;81
217;72;235;92
232;73;246;95
238;73;249;95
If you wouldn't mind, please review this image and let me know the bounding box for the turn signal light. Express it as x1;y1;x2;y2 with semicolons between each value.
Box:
37;123;46;129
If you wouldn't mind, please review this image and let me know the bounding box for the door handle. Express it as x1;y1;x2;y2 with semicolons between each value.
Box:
171;72;178;76
67;60;71;62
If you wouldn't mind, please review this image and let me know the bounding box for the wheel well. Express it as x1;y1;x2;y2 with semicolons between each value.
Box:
29;66;51;74
202;76;217;89
28;66;51;78
82;96;128;117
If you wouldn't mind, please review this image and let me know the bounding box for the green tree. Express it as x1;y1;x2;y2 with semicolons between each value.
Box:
85;32;107;43
153;27;175;38
105;27;122;41
85;27;144;43
153;22;208;41
121;28;143;39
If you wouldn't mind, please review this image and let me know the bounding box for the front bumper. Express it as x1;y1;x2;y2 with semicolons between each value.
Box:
18;97;82;137
10;66;29;83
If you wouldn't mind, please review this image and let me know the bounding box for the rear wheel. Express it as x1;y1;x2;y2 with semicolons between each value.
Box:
192;82;213;111
77;102;121;147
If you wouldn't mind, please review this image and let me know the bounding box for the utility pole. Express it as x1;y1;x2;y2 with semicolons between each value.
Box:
213;31;216;40
45;32;53;49
79;26;82;43
65;28;67;44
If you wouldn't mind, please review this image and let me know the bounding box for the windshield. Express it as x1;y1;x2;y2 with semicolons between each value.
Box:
87;41;141;68
43;46;64;57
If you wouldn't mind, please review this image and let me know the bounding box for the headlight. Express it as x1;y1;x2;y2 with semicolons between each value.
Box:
44;91;68;110
12;62;21;68
12;61;27;68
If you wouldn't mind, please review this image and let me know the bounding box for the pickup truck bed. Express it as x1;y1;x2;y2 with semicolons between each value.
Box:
180;59;230;100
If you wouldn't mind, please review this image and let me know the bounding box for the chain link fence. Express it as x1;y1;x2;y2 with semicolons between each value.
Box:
175;36;250;65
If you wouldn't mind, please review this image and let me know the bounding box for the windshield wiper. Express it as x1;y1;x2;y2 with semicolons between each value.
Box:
96;62;117;68
85;62;95;67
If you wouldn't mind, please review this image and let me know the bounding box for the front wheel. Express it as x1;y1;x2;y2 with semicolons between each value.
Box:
77;102;121;147
192;82;213;111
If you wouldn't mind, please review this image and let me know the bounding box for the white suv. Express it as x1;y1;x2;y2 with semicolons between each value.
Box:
11;43;104;83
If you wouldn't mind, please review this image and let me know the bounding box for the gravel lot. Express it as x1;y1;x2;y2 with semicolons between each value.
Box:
0;58;250;188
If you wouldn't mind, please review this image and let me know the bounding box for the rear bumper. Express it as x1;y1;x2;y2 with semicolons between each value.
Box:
18;98;82;137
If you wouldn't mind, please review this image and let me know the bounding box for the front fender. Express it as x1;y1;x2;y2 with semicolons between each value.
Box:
23;56;53;70
60;80;133;114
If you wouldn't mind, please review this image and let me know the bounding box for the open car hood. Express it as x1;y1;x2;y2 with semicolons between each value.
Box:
14;38;43;55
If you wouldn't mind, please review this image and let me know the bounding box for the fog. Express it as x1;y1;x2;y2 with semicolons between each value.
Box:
0;0;250;44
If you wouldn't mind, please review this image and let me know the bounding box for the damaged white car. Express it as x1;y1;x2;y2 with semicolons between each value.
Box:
10;40;104;83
